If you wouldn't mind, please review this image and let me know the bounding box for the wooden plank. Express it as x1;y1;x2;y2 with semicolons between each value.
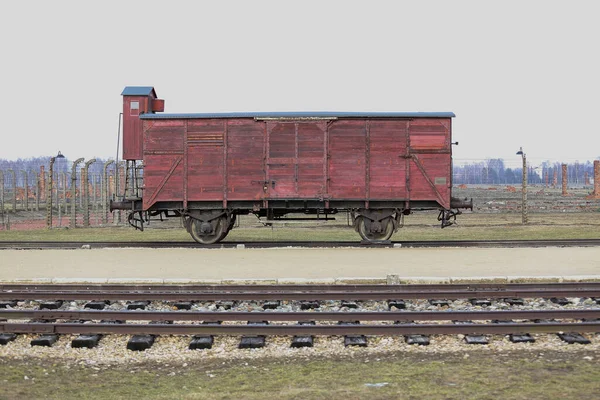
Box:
328;120;366;199
227;120;265;200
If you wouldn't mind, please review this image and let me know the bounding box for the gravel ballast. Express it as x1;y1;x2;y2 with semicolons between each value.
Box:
2;297;599;365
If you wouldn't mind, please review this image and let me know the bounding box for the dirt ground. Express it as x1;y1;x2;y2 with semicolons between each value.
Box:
1;246;599;281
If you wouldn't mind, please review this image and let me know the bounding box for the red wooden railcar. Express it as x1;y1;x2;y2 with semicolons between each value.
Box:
111;86;472;244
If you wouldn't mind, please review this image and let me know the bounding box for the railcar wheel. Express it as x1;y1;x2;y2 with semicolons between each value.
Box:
189;217;226;245
357;216;394;242
218;215;237;241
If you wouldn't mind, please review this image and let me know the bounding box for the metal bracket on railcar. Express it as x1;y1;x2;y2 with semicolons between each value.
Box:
128;210;179;232
128;211;147;231
439;196;474;228
438;209;461;228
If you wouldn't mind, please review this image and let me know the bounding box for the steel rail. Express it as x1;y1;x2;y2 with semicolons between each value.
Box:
1;238;600;249
2;322;600;336
1;309;600;322
2;282;600;293
2;289;600;301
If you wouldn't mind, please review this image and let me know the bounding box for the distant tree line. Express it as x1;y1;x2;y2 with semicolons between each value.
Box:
453;159;598;186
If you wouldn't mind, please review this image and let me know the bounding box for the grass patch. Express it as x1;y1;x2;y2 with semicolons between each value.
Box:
1;351;599;399
1;212;600;242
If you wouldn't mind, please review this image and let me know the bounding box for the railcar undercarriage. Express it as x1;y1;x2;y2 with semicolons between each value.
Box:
110;197;473;244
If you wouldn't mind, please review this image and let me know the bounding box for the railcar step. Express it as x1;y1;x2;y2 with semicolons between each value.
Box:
31;334;59;347
464;335;489;345
39;300;63;310
509;334;535;343
404;335;430;346
0;333;17;345
300;301;320;310
72;334;102;349
127;335;155;351
291;321;315;348
0;301;18;308
387;300;406;310
189;335;213;350
550;297;571;306
557;333;591;344
84;301;110;310
127;301;151;310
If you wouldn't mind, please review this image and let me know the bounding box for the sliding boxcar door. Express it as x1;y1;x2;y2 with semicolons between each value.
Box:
408;118;452;209
266;121;327;199
297;122;327;198
368;120;409;200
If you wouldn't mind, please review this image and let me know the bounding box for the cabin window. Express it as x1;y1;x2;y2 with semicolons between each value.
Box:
130;101;139;116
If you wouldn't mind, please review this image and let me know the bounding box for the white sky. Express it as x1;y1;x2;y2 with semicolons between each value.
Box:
1;1;598;169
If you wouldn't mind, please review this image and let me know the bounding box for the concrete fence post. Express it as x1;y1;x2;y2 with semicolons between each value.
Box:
594;160;600;197
561;164;568;196
82;159;96;228
70;158;84;229
31;170;39;212
102;160;114;225
45;160;55;228
39;166;46;201
21;170;28;212
58;172;66;227
114;161;125;225
8;169;16;212
584;172;589;186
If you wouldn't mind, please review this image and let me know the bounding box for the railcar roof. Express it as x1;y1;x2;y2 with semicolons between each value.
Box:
121;86;157;96
140;111;455;119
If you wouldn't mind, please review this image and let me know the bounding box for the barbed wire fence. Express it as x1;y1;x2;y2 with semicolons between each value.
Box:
0;157;127;231
1;157;599;231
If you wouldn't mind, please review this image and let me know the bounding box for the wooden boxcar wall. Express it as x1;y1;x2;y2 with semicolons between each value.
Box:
141;118;452;210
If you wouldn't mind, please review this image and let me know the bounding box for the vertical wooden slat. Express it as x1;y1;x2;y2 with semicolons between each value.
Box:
325;121;330;208
183;121;188;209
223;121;228;208
365;120;370;209
264;122;269;208
405;120;411;209
294;123;299;194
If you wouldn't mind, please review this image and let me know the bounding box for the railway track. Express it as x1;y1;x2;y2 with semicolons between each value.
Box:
1;238;600;249
1;283;599;348
2;282;600;300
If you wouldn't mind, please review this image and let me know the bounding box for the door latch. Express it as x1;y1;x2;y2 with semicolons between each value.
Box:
252;180;276;191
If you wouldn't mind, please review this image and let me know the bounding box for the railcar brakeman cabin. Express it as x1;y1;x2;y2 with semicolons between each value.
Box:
111;86;472;244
